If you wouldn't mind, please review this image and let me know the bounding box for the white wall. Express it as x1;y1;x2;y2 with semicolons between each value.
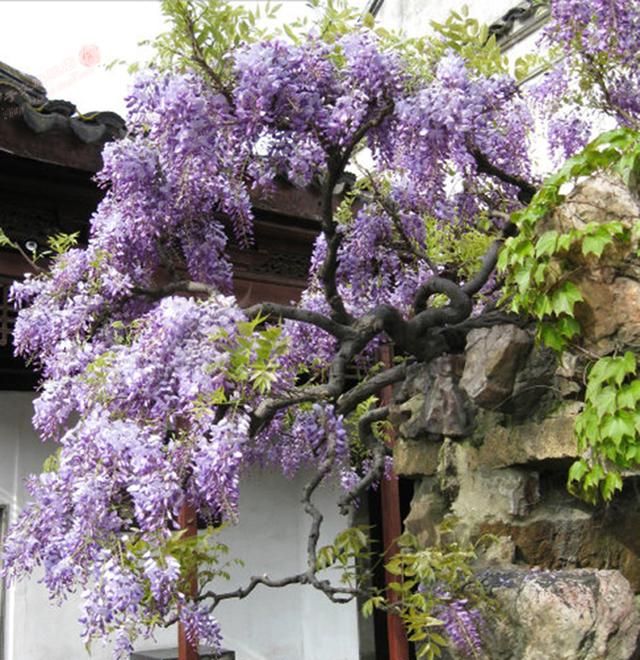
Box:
0;392;360;660
208;470;360;660
375;0;523;38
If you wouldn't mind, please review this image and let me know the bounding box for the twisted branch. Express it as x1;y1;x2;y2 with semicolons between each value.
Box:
470;147;537;204
318;101;395;324
244;301;352;340
200;416;363;609
338;406;389;515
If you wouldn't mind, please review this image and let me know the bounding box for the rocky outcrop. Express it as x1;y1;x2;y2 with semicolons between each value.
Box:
470;402;582;469
392;356;474;439
479;569;640;660
396;333;639;648
392;438;440;476
402;478;446;547
476;485;640;591
460;324;531;409
546;173;640;354
395;173;640;658
573;274;640;354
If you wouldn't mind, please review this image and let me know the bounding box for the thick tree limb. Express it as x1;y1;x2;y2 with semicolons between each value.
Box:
133;280;218;299
199;573;308;609
302;417;337;573
244;301;352;340
462;239;502;296
412;276;471;320
201;413;363;610
470;147;537;204
336;364;408;417
249;387;328;435
338;406;389;515
450;308;527;332
318;157;351;324
318;101;395;325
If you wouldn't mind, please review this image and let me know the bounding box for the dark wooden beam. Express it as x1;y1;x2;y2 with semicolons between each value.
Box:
0;114;104;172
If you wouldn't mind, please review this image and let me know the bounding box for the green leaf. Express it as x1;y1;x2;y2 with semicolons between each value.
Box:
618;380;640;409
42;448;62;473
593;386;617;417
361;597;377;617
582;234;613;257
362;12;375;28
538;323;565;352
556;315;581;339
513;267;531;293
567;459;588;484
535;230;558;257
556;233;573;252
387;581;407;593
583;462;605;488
0;227;17;249
533;295;552;318
621;351;637;376
601;411;636;445
550;281;583;317
601;470;623;500
575;407;600;447
427;633;448;646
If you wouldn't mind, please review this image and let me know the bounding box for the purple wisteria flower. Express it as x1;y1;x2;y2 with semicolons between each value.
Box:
435;598;484;658
3;2;636;656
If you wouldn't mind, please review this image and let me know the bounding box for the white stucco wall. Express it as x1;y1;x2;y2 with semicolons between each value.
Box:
374;0;526;39
0;392;360;660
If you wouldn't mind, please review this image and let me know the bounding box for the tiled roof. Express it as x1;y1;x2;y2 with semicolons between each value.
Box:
0;60;126;145
488;1;551;49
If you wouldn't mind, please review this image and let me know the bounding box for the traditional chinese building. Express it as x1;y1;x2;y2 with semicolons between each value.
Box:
0;61;364;660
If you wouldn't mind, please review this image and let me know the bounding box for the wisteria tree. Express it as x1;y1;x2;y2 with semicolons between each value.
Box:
2;0;640;658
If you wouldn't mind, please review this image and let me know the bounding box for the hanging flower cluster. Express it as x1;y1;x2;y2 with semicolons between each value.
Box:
2;1;636;657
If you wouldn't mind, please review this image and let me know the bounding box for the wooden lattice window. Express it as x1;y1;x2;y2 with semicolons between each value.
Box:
0;277;16;348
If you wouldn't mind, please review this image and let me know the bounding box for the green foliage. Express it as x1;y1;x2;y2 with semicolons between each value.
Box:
125;525;242;596
226;315;289;395
569;353;640;503
83;349;117;398
499;127;640;352
316;526;371;590
368;4;515;93
362;523;494;659
42;448;62;473
317;521;493;658
334;177;372;226
513;51;545;83
85;314;288;416
344;395;387;463
47;231;79;255
0;227;78;268
306;0;364;43
499;127;640;502
424;216;498;280
145;0;276;81
430;5;508;78
0;227;17;250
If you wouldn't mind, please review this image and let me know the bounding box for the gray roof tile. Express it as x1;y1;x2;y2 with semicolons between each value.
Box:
0;60;125;145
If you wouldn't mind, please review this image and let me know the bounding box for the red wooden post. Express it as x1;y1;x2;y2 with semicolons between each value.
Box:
178;502;199;660
379;344;411;660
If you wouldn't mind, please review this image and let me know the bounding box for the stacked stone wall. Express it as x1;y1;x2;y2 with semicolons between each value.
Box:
394;174;640;657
